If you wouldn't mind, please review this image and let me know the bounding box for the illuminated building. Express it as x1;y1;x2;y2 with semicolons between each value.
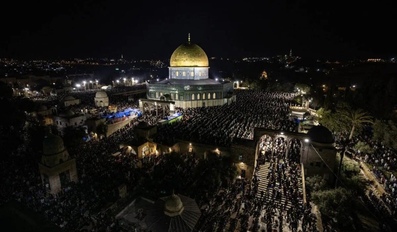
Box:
141;34;235;113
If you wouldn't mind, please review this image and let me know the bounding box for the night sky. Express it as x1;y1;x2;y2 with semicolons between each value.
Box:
1;0;395;60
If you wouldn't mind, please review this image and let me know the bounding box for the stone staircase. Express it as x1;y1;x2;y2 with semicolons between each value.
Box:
255;160;304;211
255;162;270;199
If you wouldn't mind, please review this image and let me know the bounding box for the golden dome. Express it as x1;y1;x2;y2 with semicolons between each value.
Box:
170;35;208;67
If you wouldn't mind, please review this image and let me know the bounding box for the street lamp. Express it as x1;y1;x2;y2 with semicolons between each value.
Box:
303;138;310;164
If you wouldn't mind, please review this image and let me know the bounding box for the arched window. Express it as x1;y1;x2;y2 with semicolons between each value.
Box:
190;71;194;77
183;71;186;76
197;94;200;100
176;71;179;76
208;93;211;99
213;93;216;99
191;94;195;100
175;94;179;100
202;93;205;99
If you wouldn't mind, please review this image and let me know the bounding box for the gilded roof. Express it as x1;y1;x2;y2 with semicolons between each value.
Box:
170;38;208;67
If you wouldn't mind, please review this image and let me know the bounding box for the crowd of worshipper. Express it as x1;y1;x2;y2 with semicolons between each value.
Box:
0;87;147;231
0;111;144;231
194;136;318;232
1;89;308;231
154;90;299;147
256;136;317;231
3;86;397;231
333;132;397;226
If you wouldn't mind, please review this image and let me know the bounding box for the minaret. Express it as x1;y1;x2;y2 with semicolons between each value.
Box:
38;127;78;195
188;33;191;44
289;49;293;57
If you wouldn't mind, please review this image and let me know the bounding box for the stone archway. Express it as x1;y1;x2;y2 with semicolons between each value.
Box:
255;132;307;170
257;134;274;166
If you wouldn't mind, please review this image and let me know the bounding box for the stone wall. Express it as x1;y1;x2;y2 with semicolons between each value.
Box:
106;117;134;137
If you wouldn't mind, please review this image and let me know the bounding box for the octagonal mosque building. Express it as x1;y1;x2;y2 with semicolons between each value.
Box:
141;34;236;111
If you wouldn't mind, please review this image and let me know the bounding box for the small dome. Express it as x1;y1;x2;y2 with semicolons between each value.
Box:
95;91;108;98
307;125;334;144
170;35;208;67
43;132;65;155
164;194;184;216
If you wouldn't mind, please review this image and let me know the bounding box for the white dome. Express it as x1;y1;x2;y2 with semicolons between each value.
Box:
95;91;108;98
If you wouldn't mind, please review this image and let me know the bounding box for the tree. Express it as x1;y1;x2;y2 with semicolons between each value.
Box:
318;103;373;188
339;108;374;140
312;187;354;230
372;119;397;150
316;107;344;133
353;141;374;155
317;103;374;138
305;175;329;192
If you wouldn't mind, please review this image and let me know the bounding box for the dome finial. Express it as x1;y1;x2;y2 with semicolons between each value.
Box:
188;33;191;44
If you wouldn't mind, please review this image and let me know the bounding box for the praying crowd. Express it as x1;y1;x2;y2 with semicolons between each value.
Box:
154;90;298;147
0;87;396;231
